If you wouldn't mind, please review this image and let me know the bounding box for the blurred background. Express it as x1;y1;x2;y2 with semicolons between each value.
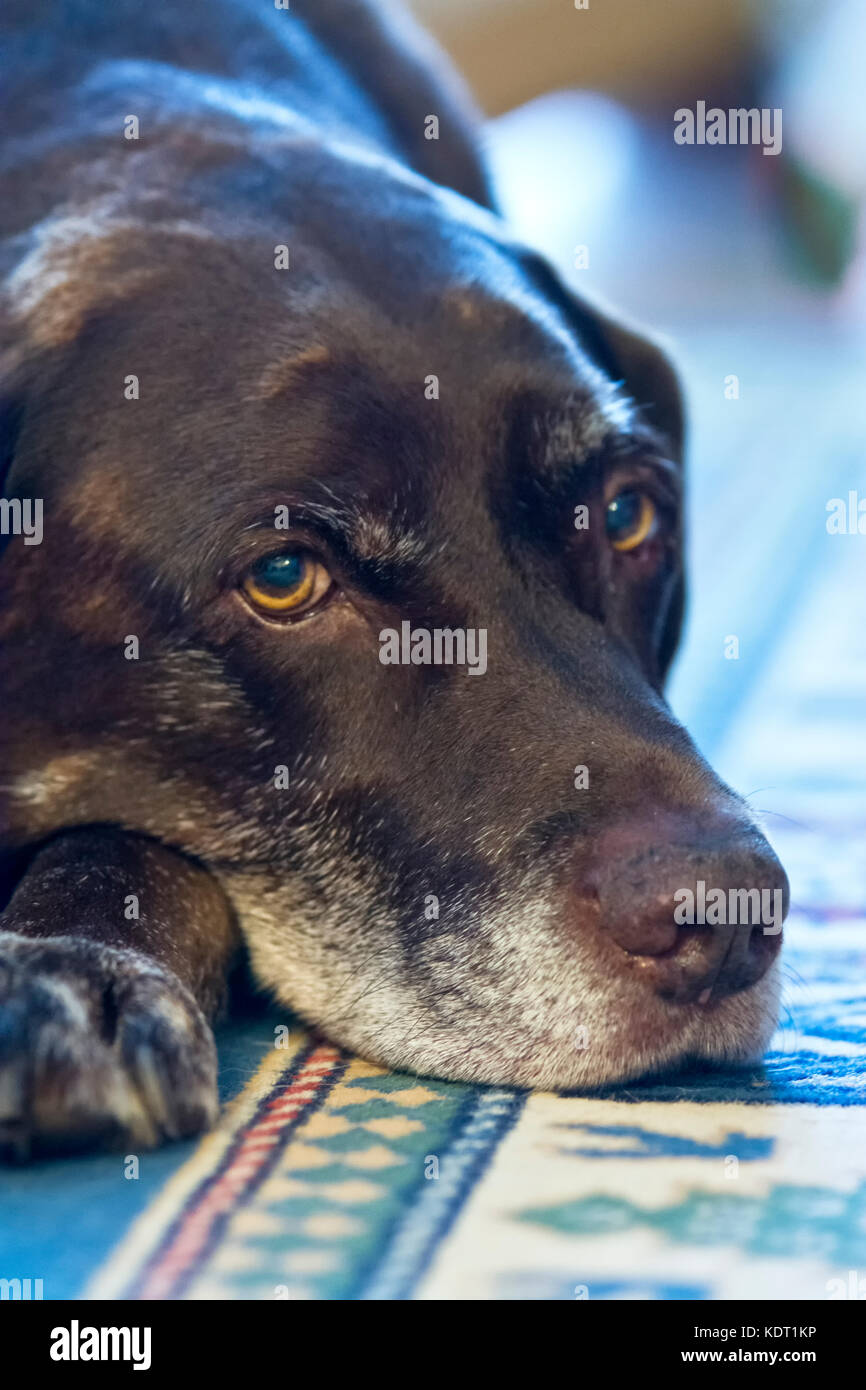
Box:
412;0;866;923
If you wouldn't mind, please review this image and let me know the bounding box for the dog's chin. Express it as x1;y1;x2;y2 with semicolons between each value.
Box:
233;872;781;1094
288;960;782;1094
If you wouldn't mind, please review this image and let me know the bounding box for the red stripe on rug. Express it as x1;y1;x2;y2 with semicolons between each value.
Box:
136;1044;343;1299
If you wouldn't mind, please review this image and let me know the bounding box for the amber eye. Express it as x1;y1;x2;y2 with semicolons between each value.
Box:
605;490;658;552
240;550;332;617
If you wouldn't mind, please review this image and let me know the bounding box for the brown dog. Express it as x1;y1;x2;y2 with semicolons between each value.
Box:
0;0;787;1154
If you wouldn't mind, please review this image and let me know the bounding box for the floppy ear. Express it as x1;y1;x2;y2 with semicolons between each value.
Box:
0;278;51;569
519;252;687;677
0;299;33;504
0;302;22;502
0;373;29;562
518;252;685;464
576;301;685;466
294;0;496;211
578;293;686;677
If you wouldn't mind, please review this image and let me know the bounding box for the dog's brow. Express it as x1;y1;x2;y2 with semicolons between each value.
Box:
350;513;428;567
534;410;673;489
296;498;428;573
531;390;637;477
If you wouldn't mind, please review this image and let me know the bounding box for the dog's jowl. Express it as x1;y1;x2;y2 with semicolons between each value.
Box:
0;0;788;1154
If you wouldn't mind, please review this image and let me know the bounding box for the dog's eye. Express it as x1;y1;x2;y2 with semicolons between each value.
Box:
240;550;333;616
605;490;658;552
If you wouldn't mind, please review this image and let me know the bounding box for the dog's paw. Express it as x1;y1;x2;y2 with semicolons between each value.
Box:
0;931;218;1159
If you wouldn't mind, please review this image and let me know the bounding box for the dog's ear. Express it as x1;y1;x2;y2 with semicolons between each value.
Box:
577;302;685;467
519;252;686;677
294;0;496;212
0;287;38;508
0;388;22;494
518;251;685;465
0;305;26;502
0;219;149;506
0;351;31;563
0;267;59;572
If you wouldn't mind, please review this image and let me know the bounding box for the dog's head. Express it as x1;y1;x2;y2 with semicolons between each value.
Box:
0;136;787;1087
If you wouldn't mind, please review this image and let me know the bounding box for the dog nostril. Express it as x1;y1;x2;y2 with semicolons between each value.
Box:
653;918;783;1006
580;814;789;1002
598;892;681;957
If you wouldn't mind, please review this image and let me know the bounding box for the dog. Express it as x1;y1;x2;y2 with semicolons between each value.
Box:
0;0;788;1154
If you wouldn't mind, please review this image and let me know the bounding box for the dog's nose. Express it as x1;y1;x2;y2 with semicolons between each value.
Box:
579;812;788;1003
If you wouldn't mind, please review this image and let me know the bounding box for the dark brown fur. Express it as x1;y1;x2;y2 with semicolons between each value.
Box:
0;0;786;1155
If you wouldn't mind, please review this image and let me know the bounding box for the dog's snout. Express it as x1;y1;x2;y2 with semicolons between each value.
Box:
578;811;789;1004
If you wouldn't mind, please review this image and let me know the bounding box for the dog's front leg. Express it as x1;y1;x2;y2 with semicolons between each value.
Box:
0;828;239;1158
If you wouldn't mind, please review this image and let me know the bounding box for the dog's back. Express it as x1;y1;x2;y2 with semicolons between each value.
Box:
0;0;492;256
